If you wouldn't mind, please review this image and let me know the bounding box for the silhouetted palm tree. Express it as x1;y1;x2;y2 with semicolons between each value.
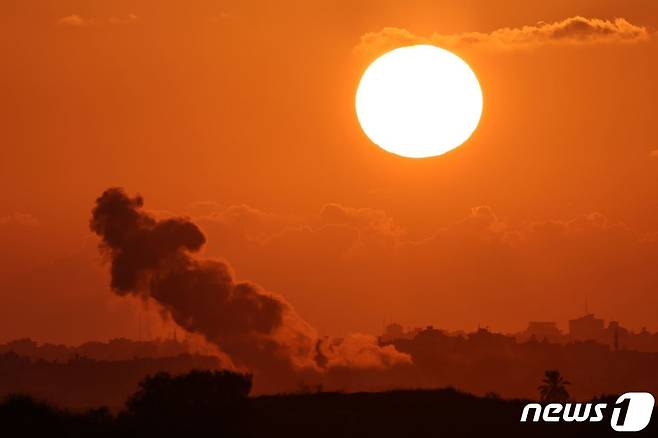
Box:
538;370;570;402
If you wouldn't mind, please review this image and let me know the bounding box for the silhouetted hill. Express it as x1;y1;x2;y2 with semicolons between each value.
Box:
249;390;655;438
1;370;656;437
0;394;115;437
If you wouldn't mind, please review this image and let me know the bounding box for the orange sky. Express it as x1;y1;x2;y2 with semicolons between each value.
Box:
1;0;658;344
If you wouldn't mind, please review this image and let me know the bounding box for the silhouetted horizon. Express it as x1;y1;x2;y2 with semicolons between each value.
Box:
2;310;657;408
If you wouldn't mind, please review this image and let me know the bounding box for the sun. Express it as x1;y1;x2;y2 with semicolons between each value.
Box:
356;44;483;158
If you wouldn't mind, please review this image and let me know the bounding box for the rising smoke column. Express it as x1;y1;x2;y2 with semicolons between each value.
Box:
90;188;319;374
90;188;410;389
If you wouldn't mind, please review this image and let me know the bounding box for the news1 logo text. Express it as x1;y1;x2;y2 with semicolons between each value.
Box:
521;392;655;432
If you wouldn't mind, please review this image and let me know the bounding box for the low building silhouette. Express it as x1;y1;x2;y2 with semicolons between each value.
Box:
569;313;605;341
518;321;563;343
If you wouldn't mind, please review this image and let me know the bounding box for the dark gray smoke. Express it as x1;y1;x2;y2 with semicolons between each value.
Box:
90;188;410;391
90;188;317;374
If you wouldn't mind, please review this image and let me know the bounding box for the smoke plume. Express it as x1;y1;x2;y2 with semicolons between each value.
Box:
90;188;409;389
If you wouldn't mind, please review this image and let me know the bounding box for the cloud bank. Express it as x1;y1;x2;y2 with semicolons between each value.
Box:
192;199;658;336
356;16;650;54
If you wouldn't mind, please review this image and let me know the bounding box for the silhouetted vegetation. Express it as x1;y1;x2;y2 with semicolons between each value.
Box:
538;369;570;402
1;370;655;437
120;370;252;436
0;394;115;437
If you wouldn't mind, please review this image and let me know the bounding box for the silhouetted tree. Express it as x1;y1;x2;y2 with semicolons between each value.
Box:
120;370;252;437
538;370;570;402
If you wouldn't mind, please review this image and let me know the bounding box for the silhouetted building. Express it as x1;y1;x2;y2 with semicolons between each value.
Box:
568;314;604;341
606;320;626;351
519;321;563;343
379;323;421;344
380;323;405;343
468;328;516;351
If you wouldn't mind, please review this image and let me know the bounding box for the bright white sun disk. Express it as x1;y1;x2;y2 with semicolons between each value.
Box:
356;45;483;158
